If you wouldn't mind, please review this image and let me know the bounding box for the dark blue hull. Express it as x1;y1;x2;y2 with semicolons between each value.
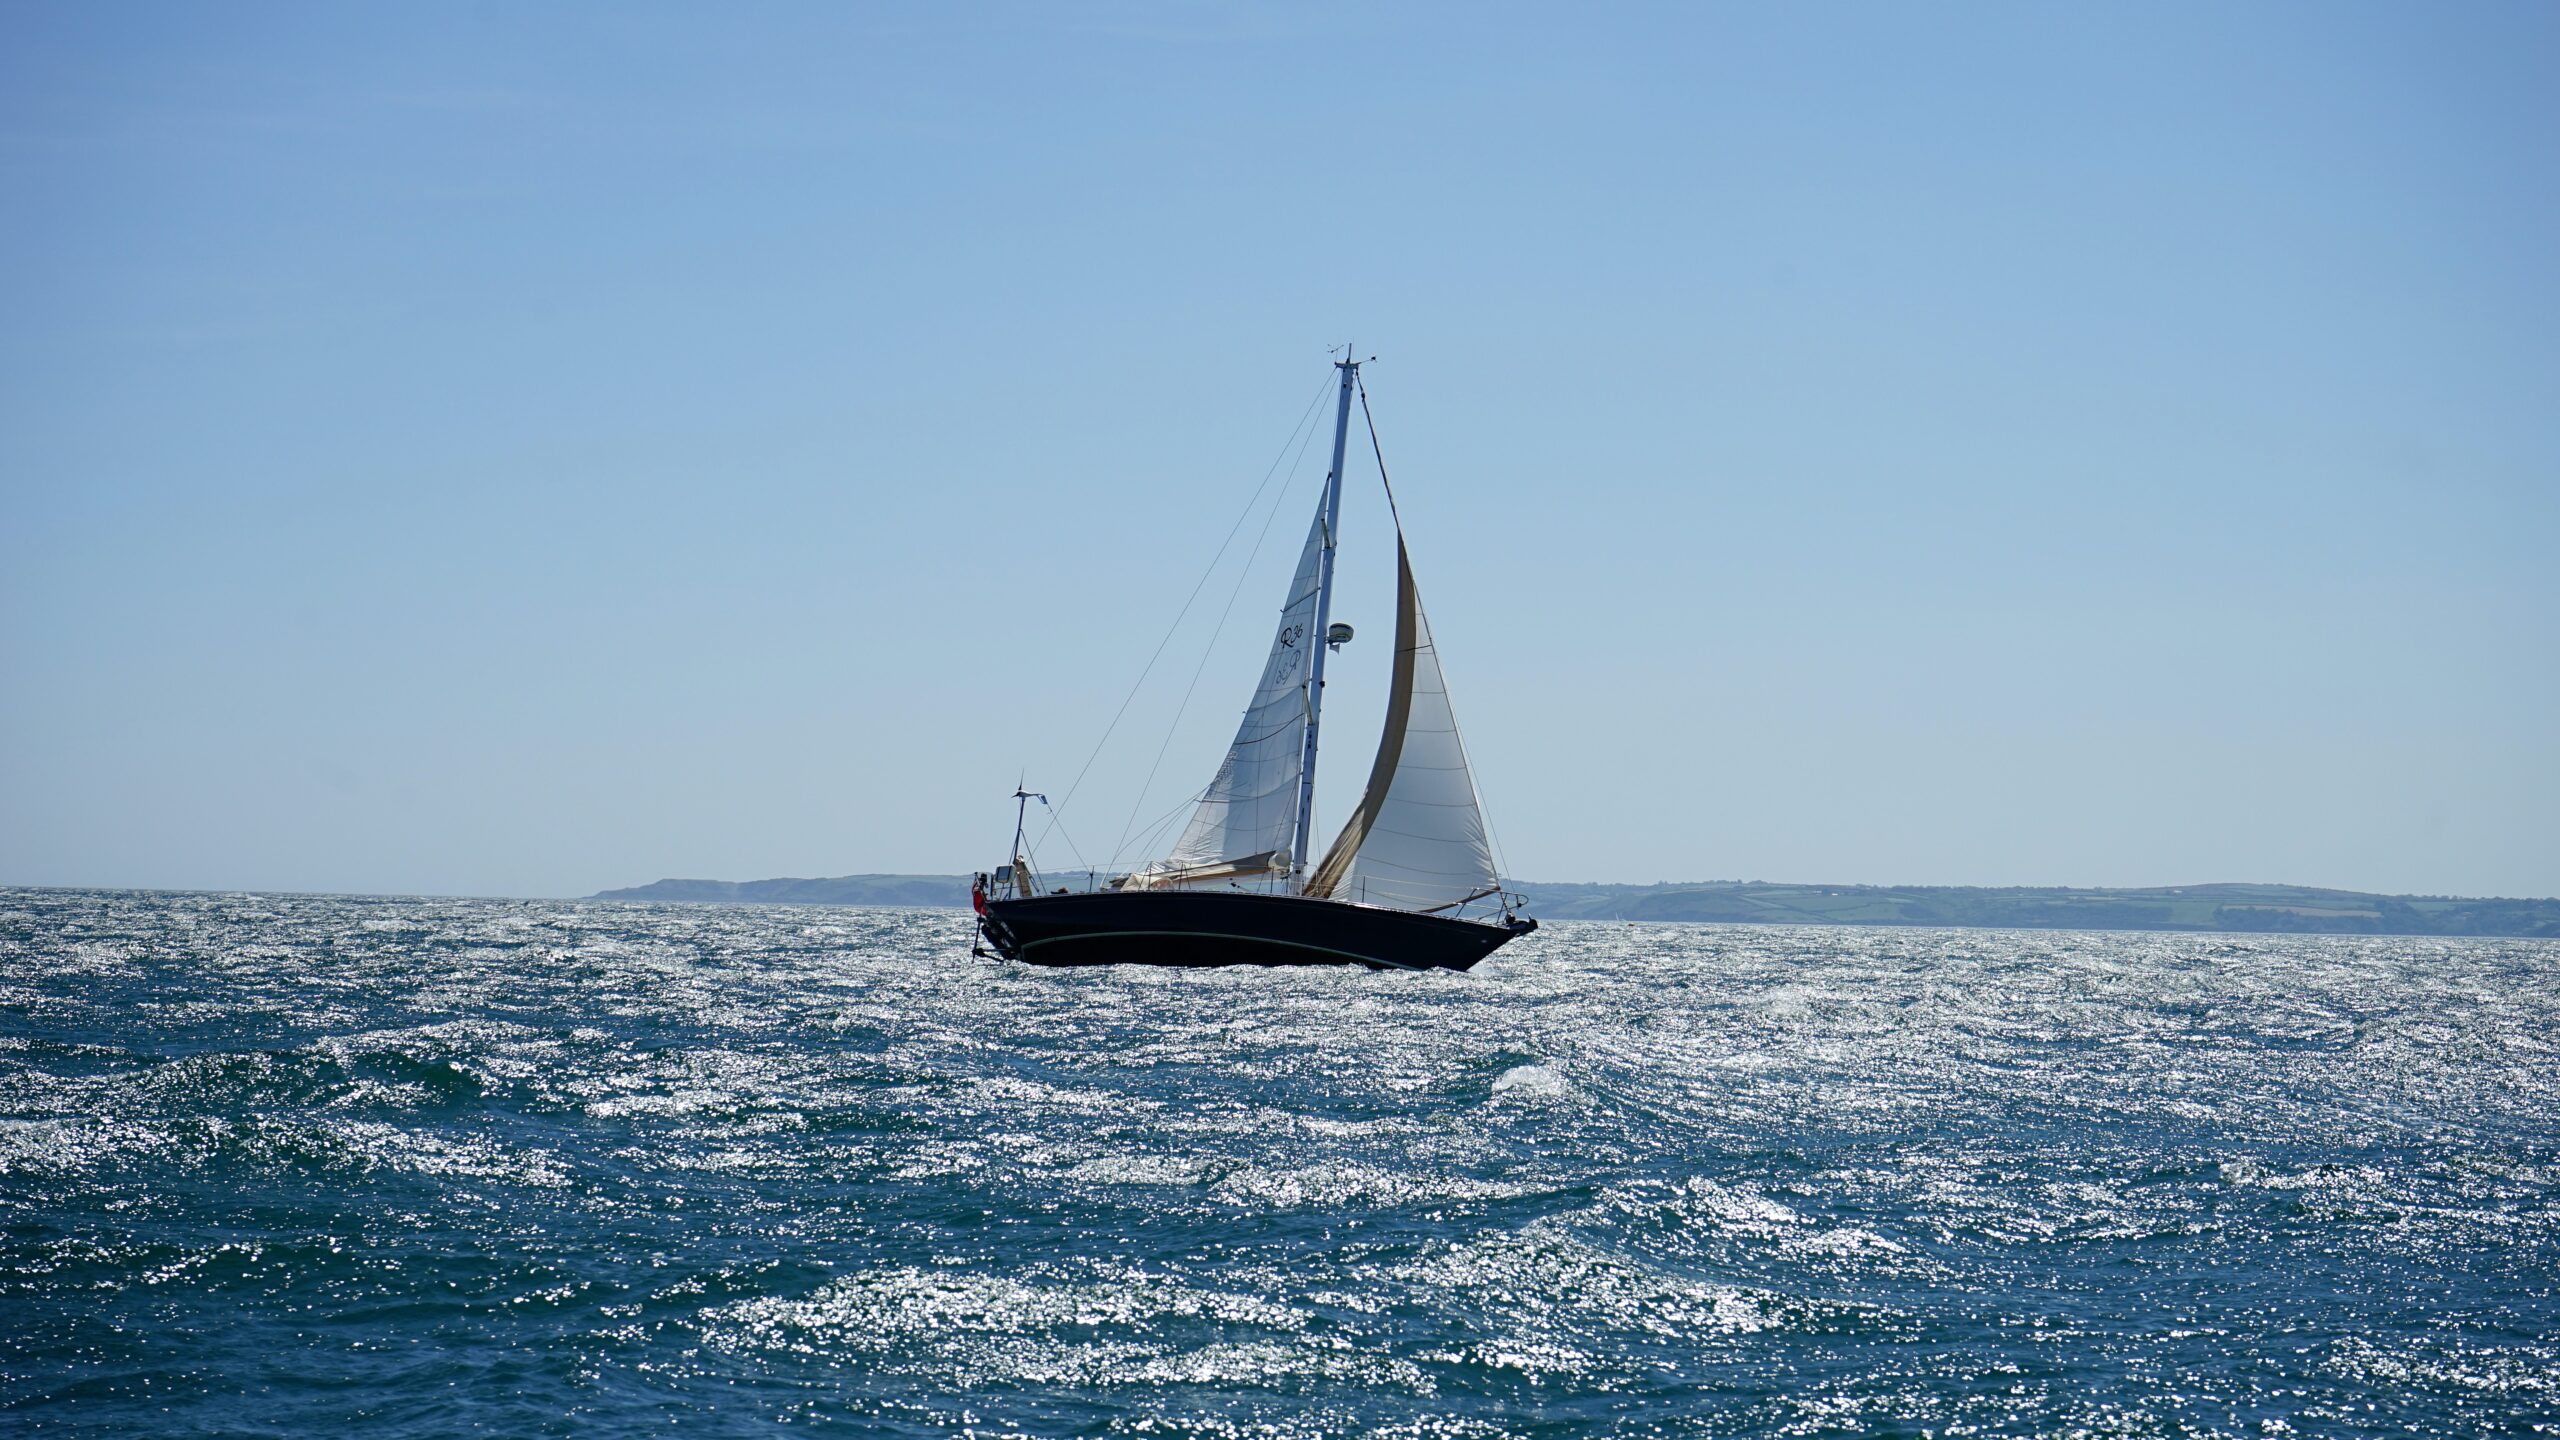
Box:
979;889;1530;971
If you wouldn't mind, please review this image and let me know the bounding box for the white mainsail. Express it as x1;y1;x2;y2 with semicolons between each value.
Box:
1137;498;1330;883
1305;537;1501;912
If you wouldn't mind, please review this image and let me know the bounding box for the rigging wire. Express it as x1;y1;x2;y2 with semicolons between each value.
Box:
1114;789;1206;872
1108;406;1328;869
1356;371;1404;534
1355;371;1518;893
1041;804;1093;875
1031;374;1335;857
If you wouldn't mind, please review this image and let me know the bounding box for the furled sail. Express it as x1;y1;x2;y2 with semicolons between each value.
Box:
1136;497;1330;884
1305;537;1500;912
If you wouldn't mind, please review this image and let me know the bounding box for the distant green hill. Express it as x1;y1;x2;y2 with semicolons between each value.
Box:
590;874;966;908
590;874;2560;938
1510;880;2560;937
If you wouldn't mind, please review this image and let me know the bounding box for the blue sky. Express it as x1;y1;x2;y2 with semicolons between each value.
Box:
3;2;2554;899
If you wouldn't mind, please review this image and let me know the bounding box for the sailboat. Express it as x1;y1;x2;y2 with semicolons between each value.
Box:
974;356;1537;971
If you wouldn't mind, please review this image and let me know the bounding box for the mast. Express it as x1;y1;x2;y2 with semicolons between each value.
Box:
1292;353;1357;883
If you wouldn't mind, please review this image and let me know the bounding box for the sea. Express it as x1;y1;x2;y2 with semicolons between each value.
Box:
2;889;2553;1438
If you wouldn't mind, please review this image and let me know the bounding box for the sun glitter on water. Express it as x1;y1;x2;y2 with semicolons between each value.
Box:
2;888;2555;1436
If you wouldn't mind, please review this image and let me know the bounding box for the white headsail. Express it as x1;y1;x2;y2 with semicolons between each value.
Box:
1305;537;1501;912
1134;499;1330;884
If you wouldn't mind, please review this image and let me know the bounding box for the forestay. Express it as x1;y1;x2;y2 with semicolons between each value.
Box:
1135;499;1330;883
1305;538;1500;912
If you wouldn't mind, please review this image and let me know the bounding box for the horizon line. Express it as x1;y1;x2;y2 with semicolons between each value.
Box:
10;874;2557;907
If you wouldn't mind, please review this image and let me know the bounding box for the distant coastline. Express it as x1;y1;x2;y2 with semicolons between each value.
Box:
590;875;2560;938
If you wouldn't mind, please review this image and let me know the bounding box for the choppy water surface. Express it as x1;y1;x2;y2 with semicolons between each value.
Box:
2;890;2554;1437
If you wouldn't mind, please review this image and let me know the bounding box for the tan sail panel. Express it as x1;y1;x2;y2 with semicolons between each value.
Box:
1304;534;1500;912
1305;540;1420;900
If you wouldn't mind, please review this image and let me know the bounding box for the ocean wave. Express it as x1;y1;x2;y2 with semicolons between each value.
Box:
4;888;2554;1436
700;1265;1436;1393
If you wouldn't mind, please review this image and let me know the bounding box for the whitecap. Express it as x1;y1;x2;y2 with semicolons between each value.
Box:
1490;1062;1575;1101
